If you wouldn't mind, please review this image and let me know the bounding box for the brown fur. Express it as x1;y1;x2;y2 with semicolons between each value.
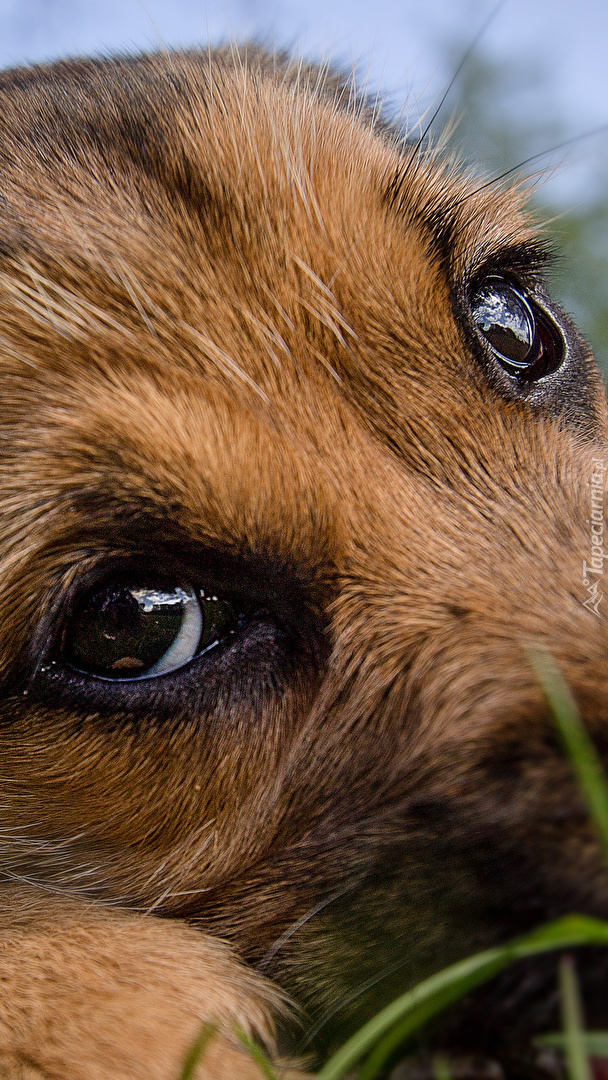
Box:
0;46;605;1078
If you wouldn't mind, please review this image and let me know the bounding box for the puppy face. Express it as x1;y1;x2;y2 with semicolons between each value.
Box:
0;49;606;1064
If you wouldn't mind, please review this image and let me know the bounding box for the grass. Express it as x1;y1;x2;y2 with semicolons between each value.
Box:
178;1023;217;1080
182;650;608;1079
557;955;593;1080
317;916;608;1080
528;649;608;860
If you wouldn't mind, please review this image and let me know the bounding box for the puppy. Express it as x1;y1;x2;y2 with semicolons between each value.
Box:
0;46;606;1080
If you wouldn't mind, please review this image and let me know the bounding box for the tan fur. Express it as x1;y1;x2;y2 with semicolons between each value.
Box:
0;46;605;1078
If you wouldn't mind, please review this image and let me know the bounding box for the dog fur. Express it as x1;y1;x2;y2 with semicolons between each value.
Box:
0;47;605;1079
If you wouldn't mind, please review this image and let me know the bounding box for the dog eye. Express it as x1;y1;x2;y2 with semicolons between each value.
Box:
63;582;236;681
470;277;564;381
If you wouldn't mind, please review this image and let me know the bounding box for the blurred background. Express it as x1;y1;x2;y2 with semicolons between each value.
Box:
0;0;607;370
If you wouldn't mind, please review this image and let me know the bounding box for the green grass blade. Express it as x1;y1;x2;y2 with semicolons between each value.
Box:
538;1033;608;1056
317;916;608;1080
529;648;608;860
233;1025;279;1080
559;956;592;1080
355;980;498;1080
432;1055;453;1080
178;1022;217;1080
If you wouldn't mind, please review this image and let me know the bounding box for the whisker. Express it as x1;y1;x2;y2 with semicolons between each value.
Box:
328;7;505;295
393;0;507;204
458;122;608;206
152;886;213;899
144;884;178;916
296;955;410;1052
256;883;357;973
0;864;110;900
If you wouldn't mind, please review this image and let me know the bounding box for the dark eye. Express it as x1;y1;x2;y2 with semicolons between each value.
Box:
470;277;564;381
63;581;237;681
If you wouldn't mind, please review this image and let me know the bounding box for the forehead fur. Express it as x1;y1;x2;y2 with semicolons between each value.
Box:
0;48;554;519
0;47;539;379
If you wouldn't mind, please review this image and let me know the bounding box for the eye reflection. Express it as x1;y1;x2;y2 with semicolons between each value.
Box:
471;279;535;368
64;581;237;681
